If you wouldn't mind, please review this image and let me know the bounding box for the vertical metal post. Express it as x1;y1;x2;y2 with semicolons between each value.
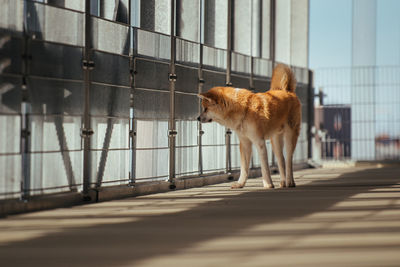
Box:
269;0;276;168
21;97;31;199
270;0;276;65
82;0;92;198
129;2;136;185
226;0;232;87
168;0;177;187
21;5;31;200
129;108;137;185
198;0;204;175
225;0;232;174
307;70;314;159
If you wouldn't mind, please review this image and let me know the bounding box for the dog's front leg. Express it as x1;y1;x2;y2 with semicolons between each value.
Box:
255;140;274;189
231;137;252;189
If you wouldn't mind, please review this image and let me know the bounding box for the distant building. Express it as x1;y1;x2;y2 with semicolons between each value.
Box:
315;105;351;159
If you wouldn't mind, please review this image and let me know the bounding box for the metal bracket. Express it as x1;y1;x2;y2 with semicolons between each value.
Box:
226;129;232;135
21;129;31;138
168;130;178;137
169;73;177;82
226;82;232;87
199;130;204;136
82;60;95;70
81;128;94;138
199;78;205;84
129;130;136;137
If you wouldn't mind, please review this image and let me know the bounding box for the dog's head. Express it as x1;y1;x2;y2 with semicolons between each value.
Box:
197;88;227;123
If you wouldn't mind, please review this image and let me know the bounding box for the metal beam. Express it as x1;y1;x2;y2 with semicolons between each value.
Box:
83;0;92;198
168;0;177;186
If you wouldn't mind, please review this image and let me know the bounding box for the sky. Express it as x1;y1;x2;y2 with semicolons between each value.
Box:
309;0;400;70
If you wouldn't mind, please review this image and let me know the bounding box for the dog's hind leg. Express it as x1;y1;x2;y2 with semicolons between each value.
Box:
255;139;274;189
283;127;299;187
271;134;286;188
231;136;252;189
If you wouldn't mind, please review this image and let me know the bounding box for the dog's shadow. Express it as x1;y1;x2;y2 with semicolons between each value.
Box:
1;167;399;266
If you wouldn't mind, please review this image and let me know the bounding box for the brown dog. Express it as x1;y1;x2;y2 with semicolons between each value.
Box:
197;64;301;189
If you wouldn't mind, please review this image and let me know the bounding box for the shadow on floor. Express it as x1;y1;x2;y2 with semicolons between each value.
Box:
1;167;399;266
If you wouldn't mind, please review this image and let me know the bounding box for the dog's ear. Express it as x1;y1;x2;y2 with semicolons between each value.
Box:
198;93;214;104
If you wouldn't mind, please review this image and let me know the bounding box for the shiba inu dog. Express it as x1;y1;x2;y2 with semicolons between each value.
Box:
197;64;301;189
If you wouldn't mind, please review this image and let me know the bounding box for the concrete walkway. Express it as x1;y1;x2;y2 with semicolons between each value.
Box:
1;165;400;267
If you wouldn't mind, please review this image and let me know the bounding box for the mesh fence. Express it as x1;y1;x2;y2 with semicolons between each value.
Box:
0;0;313;201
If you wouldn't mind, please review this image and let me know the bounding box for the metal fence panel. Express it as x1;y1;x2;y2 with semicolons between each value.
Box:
314;66;400;161
0;0;313;203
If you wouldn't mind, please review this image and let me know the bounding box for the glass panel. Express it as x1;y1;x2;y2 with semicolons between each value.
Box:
253;78;269;92
39;0;85;12
0;115;20;154
230;74;249;89
231;52;251;74
175;93;198;120
29;151;83;194
175;65;199;94
135;28;171;60
134;59;170;90
0;154;21;199
276;0;309;67
136;120;169;148
91;17;130;55
135;119;169;181
201;69;226;91
176;120;198;146
0;75;22;114
92;51;130;86
202;45;227;70
132;89;169;120
202;123;225;145
30;41;83;80
30;115;82;152
177;0;200;42
91;149;130;186
0;35;23;75
275;0;290;64
90;84;130;118
176;38;200;65
26;2;84;46
176;147;199;177
253;57;273;78
233;0;252;56
204;0;227;49
135;148;169;181
261;0;271;59
202;146;225;173
140;0;171;34
28;78;84;115
0;0;24;34
293;66;309;84
99;0;129;23
91;117;129;150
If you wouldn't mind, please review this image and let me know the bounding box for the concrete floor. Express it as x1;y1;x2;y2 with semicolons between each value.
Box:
1;164;400;267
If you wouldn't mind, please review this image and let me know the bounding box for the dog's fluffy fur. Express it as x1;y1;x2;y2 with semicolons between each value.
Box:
198;64;301;189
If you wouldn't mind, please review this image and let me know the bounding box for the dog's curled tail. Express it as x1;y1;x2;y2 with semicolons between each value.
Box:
270;63;297;93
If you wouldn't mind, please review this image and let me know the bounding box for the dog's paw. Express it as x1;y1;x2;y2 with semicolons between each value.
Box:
280;181;286;188
231;182;244;189
263;183;275;189
287;181;296;188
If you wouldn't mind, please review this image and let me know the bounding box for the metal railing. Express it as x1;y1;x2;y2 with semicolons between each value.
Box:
0;0;313;202
314;66;400;161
